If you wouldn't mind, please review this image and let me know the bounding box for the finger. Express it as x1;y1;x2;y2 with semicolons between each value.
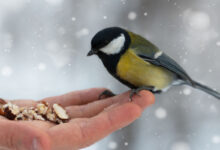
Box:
41;88;109;107
19;120;55;131
0;116;7;120
48;103;141;149
130;90;155;109
0;99;37;107
11;100;37;107
0;120;51;150
76;103;141;148
48;94;150;149
66;90;154;118
65;91;129;118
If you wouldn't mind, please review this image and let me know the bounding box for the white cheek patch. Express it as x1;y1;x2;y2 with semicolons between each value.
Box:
100;34;125;55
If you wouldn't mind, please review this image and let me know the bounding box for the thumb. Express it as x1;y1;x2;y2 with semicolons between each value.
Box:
0;120;50;150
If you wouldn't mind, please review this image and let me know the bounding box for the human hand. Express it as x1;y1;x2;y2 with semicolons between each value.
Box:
0;88;155;150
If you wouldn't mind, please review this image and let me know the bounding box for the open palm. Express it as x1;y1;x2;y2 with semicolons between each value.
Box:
0;88;154;150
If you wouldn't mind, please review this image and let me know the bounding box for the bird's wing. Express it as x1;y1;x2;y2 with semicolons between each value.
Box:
128;31;193;84
137;52;193;84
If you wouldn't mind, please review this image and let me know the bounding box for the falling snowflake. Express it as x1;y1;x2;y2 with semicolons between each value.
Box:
71;17;76;21
144;12;148;16
124;142;128;146
216;41;220;46
182;9;218;55
183;87;192;95
4;49;11;53
210;104;217;113
212;135;220;144
38;63;47;71
76;28;89;38
46;40;72;67
1;66;13;77
155;107;167;119
0;0;26;11
58;27;66;35
184;10;210;30
45;0;63;5
128;11;137;20
103;16;107;19
171;141;191;150
121;0;126;4
3;33;13;49
108;141;118;149
182;58;188;64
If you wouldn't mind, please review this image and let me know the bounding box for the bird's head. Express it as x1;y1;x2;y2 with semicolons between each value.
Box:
87;27;130;57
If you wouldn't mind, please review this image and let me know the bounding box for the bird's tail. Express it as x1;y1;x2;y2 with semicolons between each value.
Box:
191;80;220;99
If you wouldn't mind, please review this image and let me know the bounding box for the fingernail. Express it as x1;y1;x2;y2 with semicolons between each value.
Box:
32;138;42;150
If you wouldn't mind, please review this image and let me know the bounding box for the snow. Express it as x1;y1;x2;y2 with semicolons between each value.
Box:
46;40;72;67
128;11;137;20
103;16;107;19
46;40;59;52
0;0;26;11
1;66;13;77
4;49;11;53
38;63;47;71
3;33;13;49
124;142;128;146
45;0;63;6
121;0;126;5
171;142;191;150
155;107;167;119
76;28;89;38
187;11;210;30
58;27;66;35
182;58;188;64
216;41;220;46
71;17;76;21
208;69;213;73
0;1;220;150
182;9;218;54
183;87;192;95
108;141;118;149
212;135;220;144
210;104;218;113
81;144;99;150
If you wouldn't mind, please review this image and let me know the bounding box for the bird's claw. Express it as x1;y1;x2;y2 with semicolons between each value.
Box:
129;86;155;101
129;89;141;101
98;90;115;100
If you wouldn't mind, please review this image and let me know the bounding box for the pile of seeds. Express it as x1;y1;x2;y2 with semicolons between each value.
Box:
0;99;69;124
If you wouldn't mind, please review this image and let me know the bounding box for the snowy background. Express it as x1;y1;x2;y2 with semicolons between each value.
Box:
0;0;220;150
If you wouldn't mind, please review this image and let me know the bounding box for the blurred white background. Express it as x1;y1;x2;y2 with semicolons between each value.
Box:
0;0;220;150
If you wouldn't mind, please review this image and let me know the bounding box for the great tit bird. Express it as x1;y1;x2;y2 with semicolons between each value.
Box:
87;27;220;100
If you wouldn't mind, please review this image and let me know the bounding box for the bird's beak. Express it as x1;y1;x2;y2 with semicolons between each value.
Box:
87;49;98;56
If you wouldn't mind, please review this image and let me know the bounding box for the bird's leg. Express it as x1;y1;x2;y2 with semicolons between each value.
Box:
98;90;116;100
129;86;155;101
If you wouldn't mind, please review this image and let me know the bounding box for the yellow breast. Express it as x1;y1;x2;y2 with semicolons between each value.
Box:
116;49;174;90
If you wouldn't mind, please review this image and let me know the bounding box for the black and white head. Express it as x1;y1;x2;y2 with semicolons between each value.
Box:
87;27;130;57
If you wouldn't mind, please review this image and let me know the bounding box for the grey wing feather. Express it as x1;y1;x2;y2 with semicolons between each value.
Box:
129;32;193;85
138;53;194;85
